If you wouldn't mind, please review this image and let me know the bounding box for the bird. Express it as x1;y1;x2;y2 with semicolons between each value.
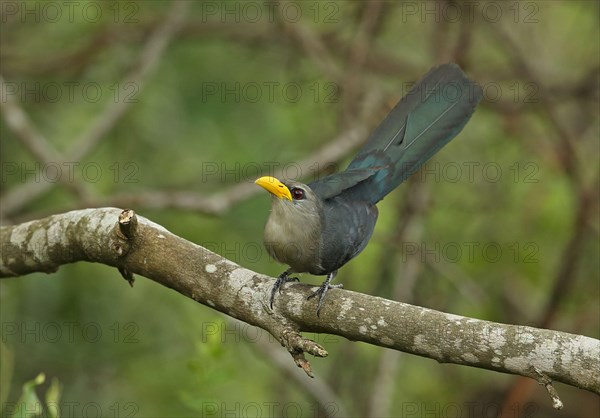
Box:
255;63;483;315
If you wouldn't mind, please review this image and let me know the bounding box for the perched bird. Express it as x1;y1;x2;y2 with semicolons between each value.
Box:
255;63;483;315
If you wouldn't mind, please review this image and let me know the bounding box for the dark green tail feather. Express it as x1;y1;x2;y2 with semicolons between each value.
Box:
311;63;482;204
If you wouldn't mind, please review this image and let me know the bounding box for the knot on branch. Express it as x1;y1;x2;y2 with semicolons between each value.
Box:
113;209;137;287
117;208;138;240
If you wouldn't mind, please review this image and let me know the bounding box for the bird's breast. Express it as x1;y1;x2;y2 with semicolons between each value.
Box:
263;201;323;274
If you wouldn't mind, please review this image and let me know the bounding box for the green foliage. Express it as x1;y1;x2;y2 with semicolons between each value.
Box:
2;373;61;418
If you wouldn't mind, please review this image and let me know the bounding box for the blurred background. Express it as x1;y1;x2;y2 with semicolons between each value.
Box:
1;1;598;417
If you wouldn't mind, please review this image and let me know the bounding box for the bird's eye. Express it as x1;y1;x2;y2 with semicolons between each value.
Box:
291;187;305;200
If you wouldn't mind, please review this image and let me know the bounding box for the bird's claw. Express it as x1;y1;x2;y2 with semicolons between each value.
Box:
307;283;343;316
270;271;299;309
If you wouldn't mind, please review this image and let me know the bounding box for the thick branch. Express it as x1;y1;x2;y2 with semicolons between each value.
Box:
1;208;598;400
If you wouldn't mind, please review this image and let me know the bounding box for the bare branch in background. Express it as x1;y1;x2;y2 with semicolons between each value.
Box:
0;75;62;163
340;1;385;121
485;22;598;417
7;89;384;224
0;75;91;202
241;317;348;418
490;24;579;181
276;1;343;82
1;1;190;217
539;179;599;328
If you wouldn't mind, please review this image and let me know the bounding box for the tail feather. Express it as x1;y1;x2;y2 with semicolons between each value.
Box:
346;63;482;204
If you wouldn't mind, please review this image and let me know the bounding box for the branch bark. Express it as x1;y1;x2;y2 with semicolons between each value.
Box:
1;208;598;404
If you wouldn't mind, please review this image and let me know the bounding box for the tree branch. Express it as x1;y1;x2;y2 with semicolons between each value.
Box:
1;208;598;406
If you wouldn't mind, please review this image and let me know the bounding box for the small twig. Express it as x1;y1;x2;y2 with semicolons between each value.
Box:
532;366;564;410
280;327;328;378
117;266;135;288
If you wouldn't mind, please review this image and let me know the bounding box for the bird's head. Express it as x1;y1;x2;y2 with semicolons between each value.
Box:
255;176;322;219
254;176;320;210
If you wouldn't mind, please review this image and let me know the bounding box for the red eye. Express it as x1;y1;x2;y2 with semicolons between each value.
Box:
291;188;305;200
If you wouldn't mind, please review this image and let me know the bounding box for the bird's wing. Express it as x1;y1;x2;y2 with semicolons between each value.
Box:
309;168;379;200
316;197;379;274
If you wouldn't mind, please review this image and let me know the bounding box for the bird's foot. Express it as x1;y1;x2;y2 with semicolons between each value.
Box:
270;270;299;309
307;271;341;316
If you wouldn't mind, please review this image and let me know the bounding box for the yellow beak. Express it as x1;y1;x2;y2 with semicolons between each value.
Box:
255;176;292;201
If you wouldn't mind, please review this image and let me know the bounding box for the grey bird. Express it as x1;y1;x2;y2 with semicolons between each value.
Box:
255;63;483;315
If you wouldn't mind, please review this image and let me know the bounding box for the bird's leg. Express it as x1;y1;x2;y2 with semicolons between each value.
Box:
270;269;299;308
307;270;342;316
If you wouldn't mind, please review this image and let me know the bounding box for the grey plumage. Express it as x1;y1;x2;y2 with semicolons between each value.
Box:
263;180;324;274
264;181;378;276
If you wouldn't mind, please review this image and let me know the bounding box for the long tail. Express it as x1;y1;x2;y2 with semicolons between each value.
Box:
347;63;482;204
